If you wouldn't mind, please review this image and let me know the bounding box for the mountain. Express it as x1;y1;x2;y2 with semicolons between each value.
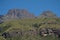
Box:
0;15;4;19
0;10;58;21
0;15;4;23
0;10;60;40
39;10;57;18
4;9;35;20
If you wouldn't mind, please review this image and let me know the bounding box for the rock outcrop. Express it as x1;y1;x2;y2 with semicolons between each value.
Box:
4;9;35;20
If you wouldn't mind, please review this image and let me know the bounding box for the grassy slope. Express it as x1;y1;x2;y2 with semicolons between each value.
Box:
0;18;60;40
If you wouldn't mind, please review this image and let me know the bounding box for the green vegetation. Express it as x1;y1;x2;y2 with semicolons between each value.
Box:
0;18;60;40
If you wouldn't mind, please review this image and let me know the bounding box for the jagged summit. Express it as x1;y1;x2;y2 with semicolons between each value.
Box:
4;9;35;20
39;10;57;18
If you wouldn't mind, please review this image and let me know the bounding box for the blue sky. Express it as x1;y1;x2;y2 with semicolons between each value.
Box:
0;0;60;17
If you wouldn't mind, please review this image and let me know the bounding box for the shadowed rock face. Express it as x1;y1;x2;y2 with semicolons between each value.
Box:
4;9;35;20
39;10;57;18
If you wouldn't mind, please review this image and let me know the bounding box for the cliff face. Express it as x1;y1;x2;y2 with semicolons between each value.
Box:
39;10;57;18
4;9;35;20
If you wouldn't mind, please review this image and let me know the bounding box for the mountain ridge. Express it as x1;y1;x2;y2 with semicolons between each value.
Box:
0;9;58;21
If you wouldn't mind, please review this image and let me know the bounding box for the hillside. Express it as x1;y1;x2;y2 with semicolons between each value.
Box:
0;18;60;40
0;9;60;40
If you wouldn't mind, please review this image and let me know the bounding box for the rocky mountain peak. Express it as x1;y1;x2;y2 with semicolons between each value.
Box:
39;10;57;18
5;9;35;20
